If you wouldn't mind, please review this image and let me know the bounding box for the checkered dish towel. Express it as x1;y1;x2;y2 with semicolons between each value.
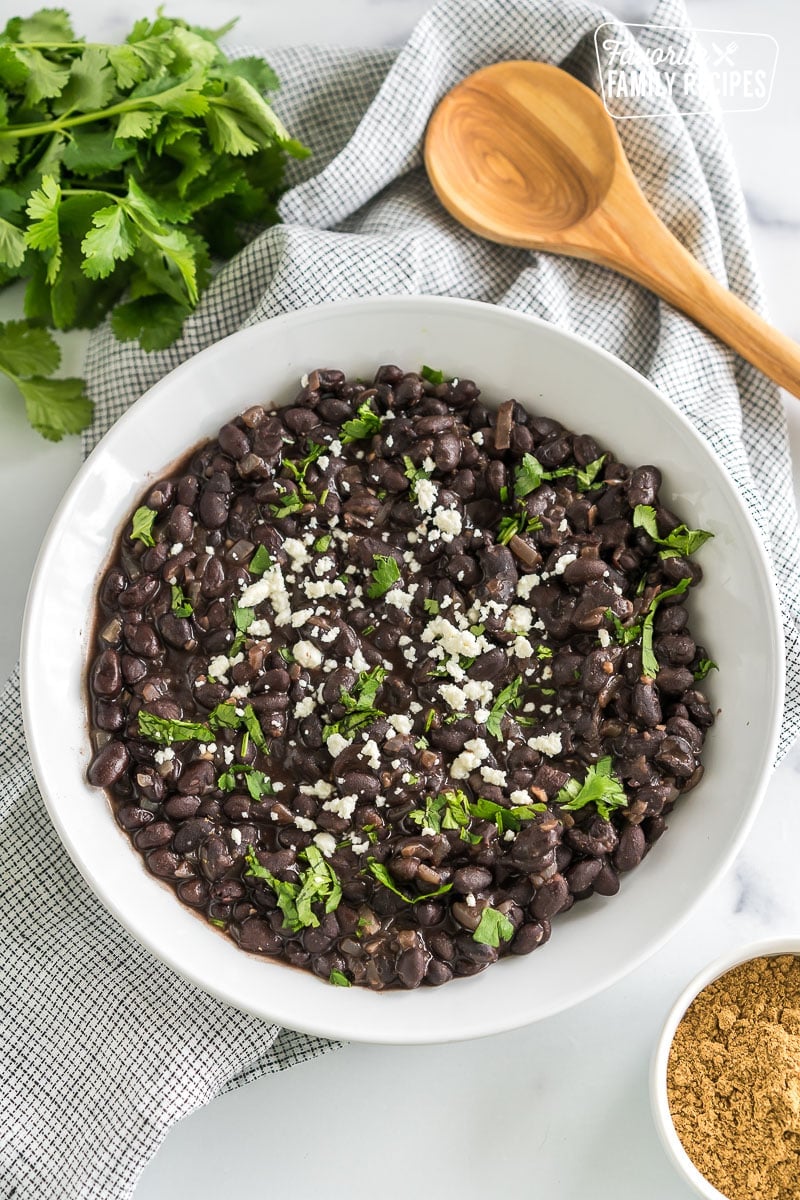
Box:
3;0;799;1196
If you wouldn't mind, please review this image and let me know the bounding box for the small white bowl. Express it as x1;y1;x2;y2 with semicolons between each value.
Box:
22;295;784;1043
650;937;800;1199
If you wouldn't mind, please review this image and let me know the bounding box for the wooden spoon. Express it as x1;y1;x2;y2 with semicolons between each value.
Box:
424;61;800;397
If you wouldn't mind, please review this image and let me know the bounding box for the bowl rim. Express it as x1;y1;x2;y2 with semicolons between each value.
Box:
650;936;800;1199
20;294;786;1042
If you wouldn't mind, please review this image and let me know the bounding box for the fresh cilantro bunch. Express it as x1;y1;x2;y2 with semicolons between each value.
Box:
0;8;307;439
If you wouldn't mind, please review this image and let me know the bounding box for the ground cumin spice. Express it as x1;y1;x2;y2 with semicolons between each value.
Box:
667;955;800;1200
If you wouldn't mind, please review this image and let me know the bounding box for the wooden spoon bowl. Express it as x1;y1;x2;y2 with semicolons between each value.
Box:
425;61;800;397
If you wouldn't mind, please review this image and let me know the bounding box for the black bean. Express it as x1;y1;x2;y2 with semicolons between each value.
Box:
91;648;122;698
531;874;570;920
614;825;646;872
566;858;602;894
88;740;129;787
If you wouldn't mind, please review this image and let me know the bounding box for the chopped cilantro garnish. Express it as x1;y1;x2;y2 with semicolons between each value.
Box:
329;969;351;987
269;487;305;518
486;675;524;738
314;534;332;553
421;364;445;385
468;795;545;834
497;510;543;545
366;859;453;904
130;505;157;547
244;844;341;932
248;545;272;576
137;711;214;745
472;907;515;948
694;658;718;682
208;703;241;730
323;666;386;740
403;455;432;499
241;704;269;753
170;583;192;618
341;401;382;443
556;757;628;822
361;624;376;637
233;602;255;634
535;645;553;660
218;764;275;800
633;505;713;559
278;646;294;663
423;598;440;615
209;918;227;930
514;452;607;498
367;554;401;599
641;577;691;678
604;609;643;646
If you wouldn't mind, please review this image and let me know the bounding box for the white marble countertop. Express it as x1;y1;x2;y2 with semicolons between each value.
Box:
2;1;799;1197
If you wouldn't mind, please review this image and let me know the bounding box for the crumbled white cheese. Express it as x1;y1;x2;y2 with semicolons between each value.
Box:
222;745;235;766
283;537;310;568
505;605;533;634
294;640;323;669
527;732;563;757
170;542;183;555
597;628;611;648
422;615;490;660
303;578;347;599
512;636;534;659
450;737;491;780
313;832;337;858
462;678;494;705
415;478;438;514
326;732;352;758
154;747;175;765
293;696;315;719
433;508;462;542
229;827;242;845
465;893;477;908
207;654;230;680
472;431;484;445
388;714;413;736
230;684;251;699
323;793;358;821
290;607;314;628
516;574;541;599
510;789;531;805
248;619;271;637
314;556;335;578
553;553;577;575
480;765;507;786
240;564;292;626
439;683;467;711
300;779;334;799
294;816;317;832
361;739;381;770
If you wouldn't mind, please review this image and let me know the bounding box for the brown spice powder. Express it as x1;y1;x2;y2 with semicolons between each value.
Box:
667;955;800;1200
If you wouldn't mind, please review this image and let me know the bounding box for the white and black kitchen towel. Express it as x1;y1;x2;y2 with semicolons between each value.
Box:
3;0;799;1197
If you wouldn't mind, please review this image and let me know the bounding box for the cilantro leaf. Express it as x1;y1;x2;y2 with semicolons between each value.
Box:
241;703;269;753
248;544;272;575
421;364;445;385
694;658;718;682
329;969;351;987
245;845;341;932
130;505;156;547
497;509;542;545
0;320;59;378
218;763;275;800
486;675;523;738
423;598;439;615
0;14;307;440
367;554;401;599
472;907;515;948
137;710;214;745
170;583;192;617
641;578;691;678
633;505;713;559
341;401;381;443
467;795;545;834
232;602;255;633
556;757;628;822
366;859;453;905
80;203;138;279
604;609;642;647
244;847;302;931
515;453;546;498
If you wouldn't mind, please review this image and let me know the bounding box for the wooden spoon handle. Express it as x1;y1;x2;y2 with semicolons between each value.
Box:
586;183;800;398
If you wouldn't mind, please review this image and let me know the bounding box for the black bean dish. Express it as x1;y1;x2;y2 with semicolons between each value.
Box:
87;366;716;990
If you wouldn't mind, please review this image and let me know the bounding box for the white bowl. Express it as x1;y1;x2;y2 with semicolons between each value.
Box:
21;295;783;1043
650;938;800;1198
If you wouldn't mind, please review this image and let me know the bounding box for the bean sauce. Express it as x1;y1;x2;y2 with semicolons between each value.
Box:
86;367;715;989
